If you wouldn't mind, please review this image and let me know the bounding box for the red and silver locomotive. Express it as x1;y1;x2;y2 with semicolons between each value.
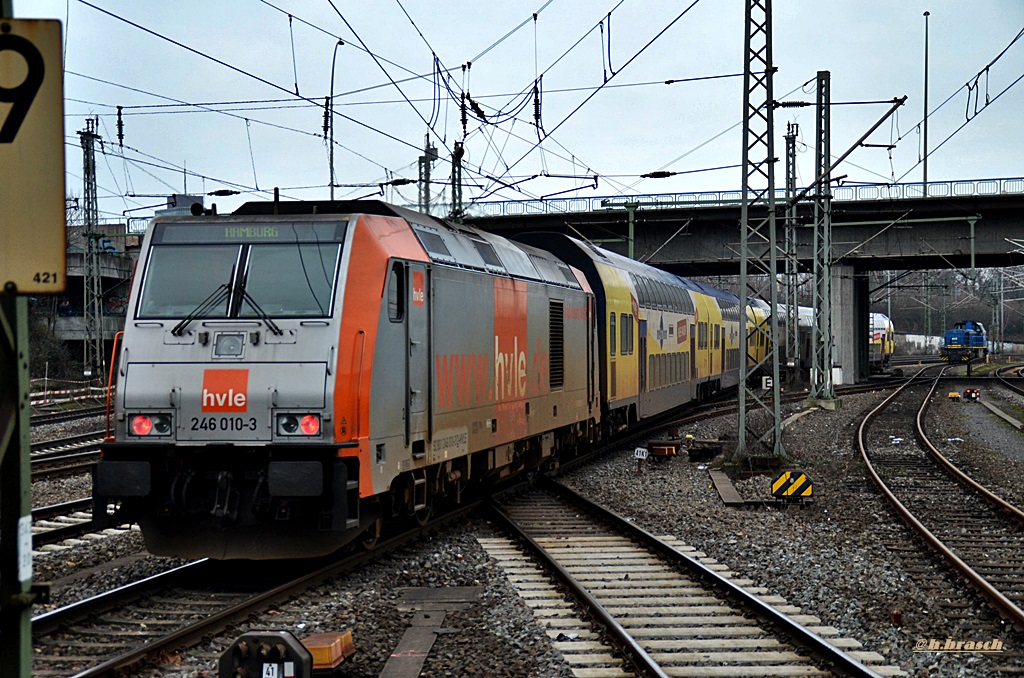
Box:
96;202;598;558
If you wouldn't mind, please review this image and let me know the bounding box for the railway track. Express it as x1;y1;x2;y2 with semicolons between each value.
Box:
995;363;1024;392
30;498;103;549
31;405;108;427
30;431;104;481
31;502;478;677
485;478;904;677
858;370;1024;629
31;430;105;457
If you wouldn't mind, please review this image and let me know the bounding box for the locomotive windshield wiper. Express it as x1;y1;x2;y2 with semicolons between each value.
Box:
171;283;232;336
240;289;284;336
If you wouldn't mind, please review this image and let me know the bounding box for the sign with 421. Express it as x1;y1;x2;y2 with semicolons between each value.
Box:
0;19;66;295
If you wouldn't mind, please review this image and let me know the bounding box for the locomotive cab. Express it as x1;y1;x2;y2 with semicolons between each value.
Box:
95;214;369;559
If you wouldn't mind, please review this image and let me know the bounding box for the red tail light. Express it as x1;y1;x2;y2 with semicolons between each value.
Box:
300;415;320;435
131;415;153;435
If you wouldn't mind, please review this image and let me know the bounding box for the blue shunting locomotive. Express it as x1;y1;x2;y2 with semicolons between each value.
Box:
940;320;988;362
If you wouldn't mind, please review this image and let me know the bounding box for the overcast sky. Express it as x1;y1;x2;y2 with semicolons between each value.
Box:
16;0;1024;222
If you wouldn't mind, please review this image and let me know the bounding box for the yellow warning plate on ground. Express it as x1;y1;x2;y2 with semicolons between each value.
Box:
772;469;812;499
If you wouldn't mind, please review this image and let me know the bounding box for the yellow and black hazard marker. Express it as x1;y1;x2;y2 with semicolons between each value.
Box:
772;470;812;501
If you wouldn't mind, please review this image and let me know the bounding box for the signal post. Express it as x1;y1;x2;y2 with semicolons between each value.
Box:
0;7;66;676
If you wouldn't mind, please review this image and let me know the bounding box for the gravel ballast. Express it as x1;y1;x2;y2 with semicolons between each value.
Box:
563;387;1024;677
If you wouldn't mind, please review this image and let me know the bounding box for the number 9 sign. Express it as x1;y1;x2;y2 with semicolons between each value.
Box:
0;19;66;295
0;27;45;143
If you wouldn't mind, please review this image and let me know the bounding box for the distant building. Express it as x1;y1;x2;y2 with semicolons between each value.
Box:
51;195;204;362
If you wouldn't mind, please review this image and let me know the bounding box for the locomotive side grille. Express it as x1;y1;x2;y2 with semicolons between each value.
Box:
549;300;564;390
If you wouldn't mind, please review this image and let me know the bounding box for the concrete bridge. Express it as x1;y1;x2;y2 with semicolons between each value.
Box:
468;177;1024;275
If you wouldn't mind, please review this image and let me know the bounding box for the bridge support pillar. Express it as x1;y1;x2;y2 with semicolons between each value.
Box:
830;264;857;385
854;272;870;381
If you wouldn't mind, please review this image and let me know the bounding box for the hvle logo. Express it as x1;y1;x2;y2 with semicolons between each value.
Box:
412;271;426;306
201;369;249;412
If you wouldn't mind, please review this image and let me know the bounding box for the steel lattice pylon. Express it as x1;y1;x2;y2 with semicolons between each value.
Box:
418;135;437;215
735;0;785;459
809;71;836;401
79;118;104;379
784;122;800;373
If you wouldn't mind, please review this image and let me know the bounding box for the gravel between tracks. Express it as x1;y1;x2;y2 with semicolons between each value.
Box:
34;522;573;678
563;386;1024;678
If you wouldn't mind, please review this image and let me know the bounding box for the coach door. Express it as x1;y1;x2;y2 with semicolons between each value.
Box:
407;263;430;451
638;319;647;395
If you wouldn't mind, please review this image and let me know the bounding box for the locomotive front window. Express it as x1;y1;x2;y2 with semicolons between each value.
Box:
138;245;238;317
241;244;339;317
138;241;340;320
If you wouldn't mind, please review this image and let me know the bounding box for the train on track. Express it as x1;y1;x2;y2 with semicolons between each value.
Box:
869;312;895;373
939;320;988;362
94;200;879;559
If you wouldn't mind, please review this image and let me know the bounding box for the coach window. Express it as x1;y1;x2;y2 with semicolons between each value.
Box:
388;262;405;322
621;313;629;355
610;313;617;355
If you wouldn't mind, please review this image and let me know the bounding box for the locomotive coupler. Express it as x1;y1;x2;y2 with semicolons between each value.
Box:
212;470;239;521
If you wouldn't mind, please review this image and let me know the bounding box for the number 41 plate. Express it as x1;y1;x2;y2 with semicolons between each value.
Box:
0;19;66;294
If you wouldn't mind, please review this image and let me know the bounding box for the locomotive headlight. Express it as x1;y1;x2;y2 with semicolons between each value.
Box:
278;414;299;434
130;413;173;436
151;414;173;434
276;413;321;436
214;332;246;357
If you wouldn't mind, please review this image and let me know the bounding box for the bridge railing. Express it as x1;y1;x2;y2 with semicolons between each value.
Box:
461;177;1024;218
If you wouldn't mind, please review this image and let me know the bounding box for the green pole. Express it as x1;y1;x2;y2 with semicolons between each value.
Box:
1;4;38;675
0;293;33;677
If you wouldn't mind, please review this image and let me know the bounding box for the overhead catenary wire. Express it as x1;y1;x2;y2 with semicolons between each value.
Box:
891;25;1024;182
75;0;423;155
479;0;704;196
896;68;1024;183
66;4;603;210
327;0;453;158
288;14;300;95
65;71;391;174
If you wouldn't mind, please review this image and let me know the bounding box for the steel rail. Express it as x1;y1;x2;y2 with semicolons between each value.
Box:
32;498;93;521
31;498;104;548
30;405;107;426
32;559;209;636
31;430;105;455
487;493;672;678
490;477;885;678
916;380;1024;524
857;368;1024;630
544;477;886;678
32;501;480;677
31;457;98;481
995;363;1024;395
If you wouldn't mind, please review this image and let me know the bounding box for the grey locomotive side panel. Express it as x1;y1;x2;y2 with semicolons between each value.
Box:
427;267;497;457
